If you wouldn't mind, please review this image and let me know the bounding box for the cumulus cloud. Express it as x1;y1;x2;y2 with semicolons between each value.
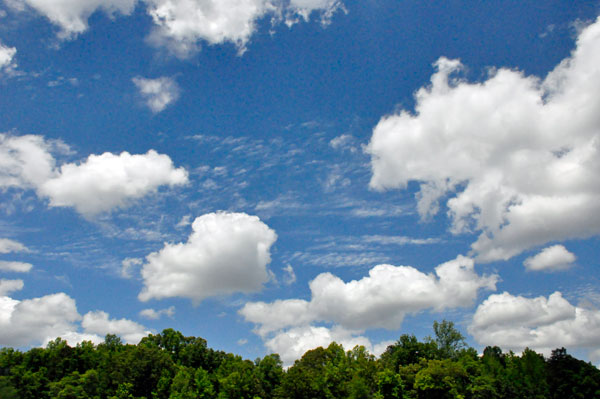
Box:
0;133;59;189
0;238;28;254
0;260;32;273
0;41;17;75
81;310;150;343
242;255;497;333
0;134;189;216
145;0;344;57
139;212;277;303
146;0;272;56
524;245;576;272
132;76;180;113
7;0;343;52
39;150;188;216
0;293;80;347
0;279;23;295
7;0;136;38
469;291;600;359
0;292;149;347
264;325;374;366
241;255;496;364
139;306;175;319
366;17;600;262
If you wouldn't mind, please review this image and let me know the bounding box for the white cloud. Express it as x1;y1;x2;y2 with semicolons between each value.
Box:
8;0;136;38
0;41;17;75
282;264;296;285
311;255;497;330
139;306;175;319
241;298;314;336
242;255;497;333
7;0;343;50
139;212;277;303
121;257;143;278
285;0;343;26
0;261;32;273
146;0;271;57
366;17;600;262
362;235;439;246
0;293;81;347
524;245;576;272
469;291;600;359
329;134;356;153
241;256;496;364
290;250;390;268
0;292;150;347
132;76;180;113
0;238;28;254
81;310;149;344
0;133;59;189
264;325;373;367
1;134;187;216
0;279;24;295
145;0;343;57
39;150;188;217
255;194;305;216
176;214;192;228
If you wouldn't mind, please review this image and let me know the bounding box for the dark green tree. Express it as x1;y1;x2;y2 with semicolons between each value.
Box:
505;348;549;399
255;353;284;399
546;347;600;399
380;334;438;371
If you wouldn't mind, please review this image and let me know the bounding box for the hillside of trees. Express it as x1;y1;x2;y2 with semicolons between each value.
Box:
1;321;599;399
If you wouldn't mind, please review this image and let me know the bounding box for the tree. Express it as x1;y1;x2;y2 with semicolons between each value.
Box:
255;354;283;399
381;334;437;370
45;338;77;381
375;369;403;399
546;347;600;399
346;345;378;399
414;359;468;399
505;348;548;399
433;320;466;359
0;376;19;399
169;367;196;399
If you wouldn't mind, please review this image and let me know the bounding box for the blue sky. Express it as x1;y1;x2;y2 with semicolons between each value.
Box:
1;0;600;366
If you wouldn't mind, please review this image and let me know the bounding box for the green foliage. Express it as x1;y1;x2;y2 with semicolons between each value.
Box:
255;354;284;399
414;358;468;399
216;355;260;399
375;369;403;399
48;369;101;399
433;320;466;360
110;382;135;399
0;323;598;399
0;375;19;399
169;367;198;399
381;334;438;371
504;348;549;399
546;347;600;399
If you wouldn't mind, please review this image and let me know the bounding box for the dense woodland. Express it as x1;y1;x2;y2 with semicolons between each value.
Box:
0;321;599;399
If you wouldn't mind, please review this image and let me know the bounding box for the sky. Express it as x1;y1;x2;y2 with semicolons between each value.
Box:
1;0;600;367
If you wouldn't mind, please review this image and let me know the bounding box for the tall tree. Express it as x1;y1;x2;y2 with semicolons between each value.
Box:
433;320;466;359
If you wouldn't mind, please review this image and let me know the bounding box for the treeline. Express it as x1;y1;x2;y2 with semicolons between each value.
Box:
0;321;599;399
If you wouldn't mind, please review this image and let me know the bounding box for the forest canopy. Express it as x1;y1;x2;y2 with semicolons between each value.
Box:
0;321;599;399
